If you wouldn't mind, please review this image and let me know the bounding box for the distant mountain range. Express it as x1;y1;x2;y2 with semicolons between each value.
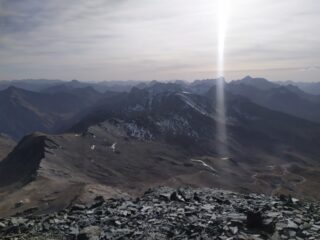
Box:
1;77;320;217
0;77;320;216
0;86;105;139
2;76;320;93
0;79;142;93
278;80;320;95
227;76;320;123
1;76;320;141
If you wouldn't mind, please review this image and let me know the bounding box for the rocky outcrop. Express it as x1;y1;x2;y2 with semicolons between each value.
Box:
0;187;319;239
0;133;46;187
0;134;15;161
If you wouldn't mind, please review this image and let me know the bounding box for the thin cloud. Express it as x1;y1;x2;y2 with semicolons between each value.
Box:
0;0;319;81
299;66;320;72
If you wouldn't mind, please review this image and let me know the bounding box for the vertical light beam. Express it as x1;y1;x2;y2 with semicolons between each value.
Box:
216;0;230;157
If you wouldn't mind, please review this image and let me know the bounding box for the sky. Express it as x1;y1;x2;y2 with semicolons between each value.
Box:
0;0;319;82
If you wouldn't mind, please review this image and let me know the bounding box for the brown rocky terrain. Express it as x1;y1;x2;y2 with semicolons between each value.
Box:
0;116;320;218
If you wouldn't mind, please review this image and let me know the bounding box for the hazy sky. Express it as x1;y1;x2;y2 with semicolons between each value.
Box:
0;0;319;81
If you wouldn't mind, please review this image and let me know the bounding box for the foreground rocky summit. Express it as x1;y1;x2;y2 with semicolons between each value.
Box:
0;187;319;240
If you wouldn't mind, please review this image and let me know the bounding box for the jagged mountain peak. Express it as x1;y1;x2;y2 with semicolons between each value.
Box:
2;86;30;95
234;76;279;91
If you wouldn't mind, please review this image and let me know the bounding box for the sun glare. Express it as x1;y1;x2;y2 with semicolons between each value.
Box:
217;0;230;77
216;0;230;157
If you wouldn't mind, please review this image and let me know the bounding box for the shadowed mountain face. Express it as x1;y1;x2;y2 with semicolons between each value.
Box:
0;135;15;161
1;82;320;217
231;76;279;90
226;77;320;124
74;85;320;158
0;86;104;140
279;80;320;95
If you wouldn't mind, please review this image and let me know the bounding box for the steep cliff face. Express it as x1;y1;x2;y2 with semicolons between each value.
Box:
0;135;15;161
0;133;46;187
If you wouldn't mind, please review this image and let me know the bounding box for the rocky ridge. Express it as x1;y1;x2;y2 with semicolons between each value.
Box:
0;187;319;240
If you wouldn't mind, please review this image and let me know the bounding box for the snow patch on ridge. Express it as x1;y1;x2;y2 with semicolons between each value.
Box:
124;123;153;140
156;115;199;137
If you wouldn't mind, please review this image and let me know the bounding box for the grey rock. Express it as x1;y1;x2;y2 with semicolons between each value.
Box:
78;226;101;240
71;204;87;211
0;187;319;240
246;211;263;228
287;220;298;229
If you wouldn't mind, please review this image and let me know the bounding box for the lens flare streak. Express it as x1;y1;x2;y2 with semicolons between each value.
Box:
216;0;230;157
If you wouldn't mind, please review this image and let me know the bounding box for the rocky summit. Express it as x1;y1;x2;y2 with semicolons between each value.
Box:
0;187;319;240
